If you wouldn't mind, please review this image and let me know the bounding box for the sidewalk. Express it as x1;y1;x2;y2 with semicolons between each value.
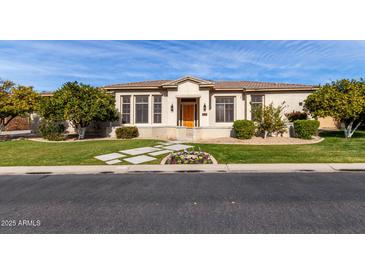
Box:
0;163;365;175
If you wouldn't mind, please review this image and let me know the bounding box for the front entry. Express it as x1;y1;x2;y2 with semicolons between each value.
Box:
182;104;195;128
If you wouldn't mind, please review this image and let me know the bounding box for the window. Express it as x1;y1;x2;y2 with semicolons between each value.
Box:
121;96;131;124
153;95;162;123
216;97;234;122
135;95;149;123
251;95;263;121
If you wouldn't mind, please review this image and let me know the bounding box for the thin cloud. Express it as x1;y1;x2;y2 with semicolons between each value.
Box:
0;40;364;90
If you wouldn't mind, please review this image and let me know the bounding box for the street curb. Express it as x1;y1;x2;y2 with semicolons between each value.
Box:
0;163;365;175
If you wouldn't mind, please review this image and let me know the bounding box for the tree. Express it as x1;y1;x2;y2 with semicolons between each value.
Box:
252;102;287;138
38;95;65;123
45;82;118;139
304;79;365;138
0;79;40;134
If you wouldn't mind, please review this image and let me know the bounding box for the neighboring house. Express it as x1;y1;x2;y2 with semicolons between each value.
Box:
103;75;318;140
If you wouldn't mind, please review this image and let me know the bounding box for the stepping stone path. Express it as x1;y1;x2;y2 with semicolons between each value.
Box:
163;144;193;151
124;155;156;164
94;153;125;162
158;142;174;146
148;150;172;156
105;159;122;165
94;143;194;165
120;147;160;155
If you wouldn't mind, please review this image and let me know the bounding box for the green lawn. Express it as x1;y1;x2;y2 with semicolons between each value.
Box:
194;130;365;164
0;139;163;166
0;130;365;166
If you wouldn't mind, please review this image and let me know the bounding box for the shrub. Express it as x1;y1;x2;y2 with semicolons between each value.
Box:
294;120;320;139
115;126;139;139
285;111;308;122
39;120;65;141
253;102;287;138
233;120;255;139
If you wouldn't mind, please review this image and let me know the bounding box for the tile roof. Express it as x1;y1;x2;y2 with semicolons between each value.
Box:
104;80;170;89
104;79;315;90
213;81;313;89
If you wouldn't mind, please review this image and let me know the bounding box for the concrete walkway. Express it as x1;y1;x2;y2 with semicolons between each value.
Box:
0;163;365;175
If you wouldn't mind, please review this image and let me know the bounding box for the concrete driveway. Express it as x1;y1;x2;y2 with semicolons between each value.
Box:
1;172;365;233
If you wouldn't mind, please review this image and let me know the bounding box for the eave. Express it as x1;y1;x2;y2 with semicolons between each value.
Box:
244;87;318;92
103;86;161;90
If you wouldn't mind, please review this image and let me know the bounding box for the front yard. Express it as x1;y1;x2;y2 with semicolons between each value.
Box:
199;130;365;164
0;139;163;166
0;130;365;166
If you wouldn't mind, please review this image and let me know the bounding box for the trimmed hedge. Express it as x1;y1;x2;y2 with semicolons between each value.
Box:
115;126;139;139
285;111;308;122
294;120;320;139
39;120;65;141
233;120;255;139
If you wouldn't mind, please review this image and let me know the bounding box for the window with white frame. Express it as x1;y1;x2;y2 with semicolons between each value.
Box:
135;95;149;123
251;95;264;121
153;95;162;123
121;96;131;124
216;97;234;122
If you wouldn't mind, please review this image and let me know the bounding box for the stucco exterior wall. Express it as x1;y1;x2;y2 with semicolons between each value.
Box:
166;89;177;126
109;85;314;140
245;91;311;120
193;127;234;140
318;116;339;129
263;91;311;114
177;81;200;94
107;125;236;140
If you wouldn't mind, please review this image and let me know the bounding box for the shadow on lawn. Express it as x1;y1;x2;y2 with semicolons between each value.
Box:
319;129;365;139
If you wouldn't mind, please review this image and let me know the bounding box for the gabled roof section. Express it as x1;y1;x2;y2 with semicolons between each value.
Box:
161;76;214;88
103;76;316;91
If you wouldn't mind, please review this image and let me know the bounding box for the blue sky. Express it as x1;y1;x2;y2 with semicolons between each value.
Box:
0;40;364;91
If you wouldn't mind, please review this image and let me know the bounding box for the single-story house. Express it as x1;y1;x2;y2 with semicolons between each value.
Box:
103;75;320;140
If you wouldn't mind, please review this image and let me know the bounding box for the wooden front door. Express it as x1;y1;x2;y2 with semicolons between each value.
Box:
182;104;195;128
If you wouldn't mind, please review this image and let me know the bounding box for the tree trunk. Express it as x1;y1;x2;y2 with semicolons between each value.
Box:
344;120;363;138
77;126;87;139
344;121;353;138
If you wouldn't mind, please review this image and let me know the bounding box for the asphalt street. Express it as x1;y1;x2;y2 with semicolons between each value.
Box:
1;172;365;233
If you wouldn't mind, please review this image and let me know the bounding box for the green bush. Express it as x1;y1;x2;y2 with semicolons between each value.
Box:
233;120;255;139
39;120;65;141
253;102;287;138
285;111;308;122
294;120;320;139
115;126;139;139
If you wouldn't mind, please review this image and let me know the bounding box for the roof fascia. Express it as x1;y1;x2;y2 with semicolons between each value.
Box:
245;87;318;92
103;86;161;90
162;76;213;87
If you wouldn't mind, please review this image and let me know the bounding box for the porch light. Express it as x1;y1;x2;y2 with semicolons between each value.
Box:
170;104;174;112
203;103;207;112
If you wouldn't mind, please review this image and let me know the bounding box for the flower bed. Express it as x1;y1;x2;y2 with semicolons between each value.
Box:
164;150;214;164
